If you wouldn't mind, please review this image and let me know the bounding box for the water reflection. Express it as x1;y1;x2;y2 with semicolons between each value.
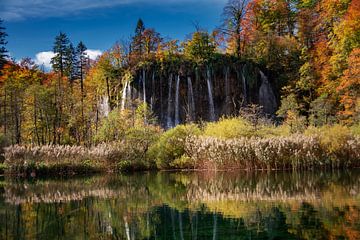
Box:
0;170;359;239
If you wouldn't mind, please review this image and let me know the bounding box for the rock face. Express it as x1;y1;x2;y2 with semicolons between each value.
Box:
259;70;278;115
121;62;278;128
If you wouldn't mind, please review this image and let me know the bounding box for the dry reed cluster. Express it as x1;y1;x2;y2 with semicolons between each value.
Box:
3;143;126;173
185;135;360;170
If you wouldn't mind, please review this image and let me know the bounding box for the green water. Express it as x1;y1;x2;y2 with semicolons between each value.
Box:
0;170;359;239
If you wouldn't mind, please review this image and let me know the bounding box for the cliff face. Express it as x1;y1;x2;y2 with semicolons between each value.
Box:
121;62;278;128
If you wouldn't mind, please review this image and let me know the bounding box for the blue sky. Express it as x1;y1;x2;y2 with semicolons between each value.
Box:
1;0;226;67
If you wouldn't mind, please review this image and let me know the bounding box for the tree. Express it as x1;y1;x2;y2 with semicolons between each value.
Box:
131;19;146;57
336;48;360;124
143;28;162;55
222;0;250;57
64;43;76;81
183;31;216;63
277;93;306;133
51;32;70;77
76;41;88;142
50;32;71;144
76;41;88;94
0;19;9;69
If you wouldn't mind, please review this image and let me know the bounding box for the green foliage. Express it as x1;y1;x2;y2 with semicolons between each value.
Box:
183;31;216;64
309;94;336;126
95;103;157;143
119;125;161;170
277;93;306;133
203;117;252;139
305;125;353;156
350;123;360;136
149;124;201;169
95;108;129;142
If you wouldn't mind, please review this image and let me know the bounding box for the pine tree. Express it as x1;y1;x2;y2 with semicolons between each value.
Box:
76;41;88;141
131;19;145;56
51;32;70;77
76;41;87;86
0;19;9;69
64;43;76;81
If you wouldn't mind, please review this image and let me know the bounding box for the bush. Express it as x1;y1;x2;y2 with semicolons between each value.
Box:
203;117;253;139
351;123;360;136
119;125;162;170
149;124;201;169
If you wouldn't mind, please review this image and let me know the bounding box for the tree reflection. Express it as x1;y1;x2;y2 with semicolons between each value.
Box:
0;170;359;239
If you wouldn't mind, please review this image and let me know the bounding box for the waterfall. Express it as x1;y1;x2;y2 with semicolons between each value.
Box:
174;75;180;126
127;83;132;108
206;67;216;121
241;65;247;105
166;74;173;128
150;71;155;111
142;69;146;105
120;81;128;111
100;95;110;117
259;70;277;114
187;76;195;121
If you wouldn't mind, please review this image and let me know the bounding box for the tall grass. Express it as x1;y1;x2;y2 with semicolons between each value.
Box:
3;117;360;174
4;143;124;174
185;134;360;170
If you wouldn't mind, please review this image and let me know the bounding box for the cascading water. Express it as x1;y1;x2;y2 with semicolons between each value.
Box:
166;74;174;128
142;69;146;105
100;95;110;117
120;81;128;111
127;84;132;109
187;76;195;121
206;67;216;121
259;70;277;114
150;72;155;111
174;75;180;126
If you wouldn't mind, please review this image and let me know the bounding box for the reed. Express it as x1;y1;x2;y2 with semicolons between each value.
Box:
185;134;360;170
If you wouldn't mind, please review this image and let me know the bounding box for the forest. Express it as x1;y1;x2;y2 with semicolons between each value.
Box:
0;0;359;173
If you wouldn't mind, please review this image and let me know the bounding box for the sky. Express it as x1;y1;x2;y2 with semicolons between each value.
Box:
0;0;227;68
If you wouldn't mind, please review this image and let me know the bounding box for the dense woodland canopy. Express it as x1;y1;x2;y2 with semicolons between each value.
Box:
0;0;359;145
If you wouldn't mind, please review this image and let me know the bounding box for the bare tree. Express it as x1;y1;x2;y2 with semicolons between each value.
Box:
221;0;250;58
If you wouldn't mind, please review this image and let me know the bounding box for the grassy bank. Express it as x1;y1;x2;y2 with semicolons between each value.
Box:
2;118;360;175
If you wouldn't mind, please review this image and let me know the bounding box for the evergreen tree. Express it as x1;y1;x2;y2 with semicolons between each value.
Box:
64;43;76;81
131;19;145;56
51;32;70;77
76;41;88;137
0;19;9;69
76;41;87;85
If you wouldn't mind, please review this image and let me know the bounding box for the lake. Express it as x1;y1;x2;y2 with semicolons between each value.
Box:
0;170;359;239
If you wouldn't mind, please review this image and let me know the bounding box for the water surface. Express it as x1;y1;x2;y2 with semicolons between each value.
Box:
0;170;360;239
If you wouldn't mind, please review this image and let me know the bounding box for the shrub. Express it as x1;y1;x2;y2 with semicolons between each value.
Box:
351;123;360;136
120;125;162;170
203;117;253;139
149;124;201;169
305;125;356;165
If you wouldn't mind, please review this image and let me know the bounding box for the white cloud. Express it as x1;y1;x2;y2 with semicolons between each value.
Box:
34;49;102;69
1;0;226;21
34;51;55;69
85;49;102;60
